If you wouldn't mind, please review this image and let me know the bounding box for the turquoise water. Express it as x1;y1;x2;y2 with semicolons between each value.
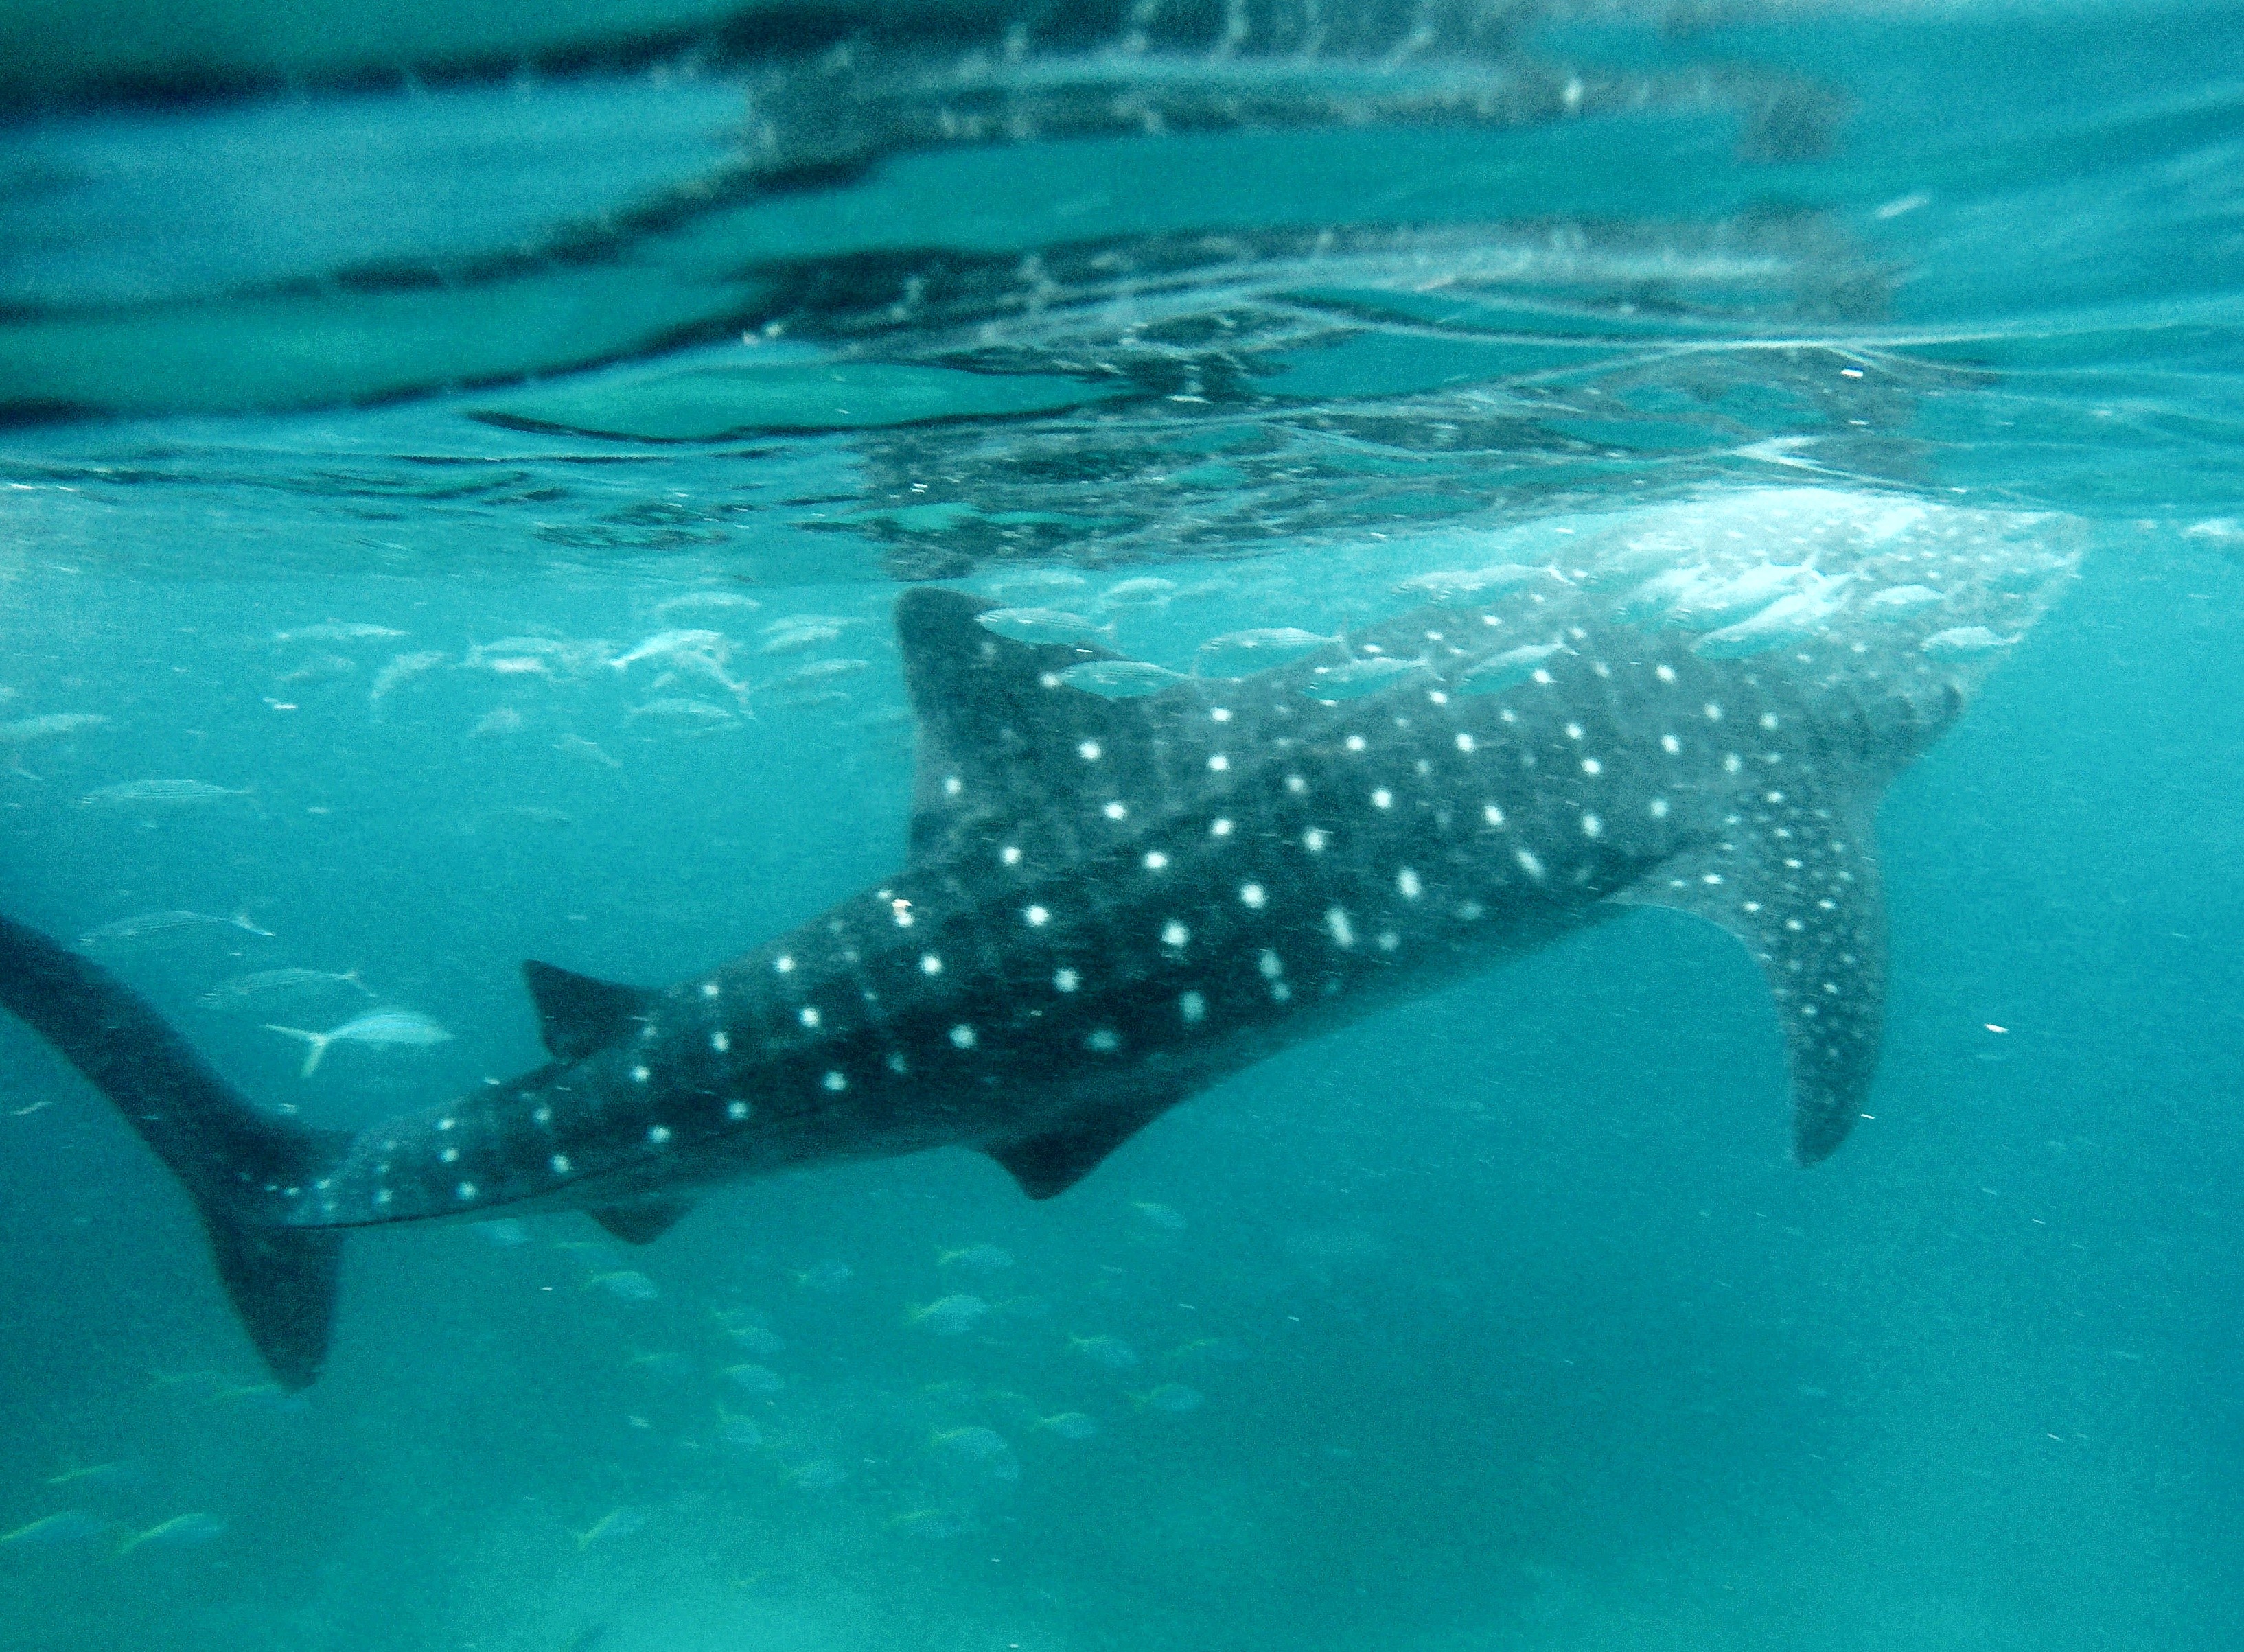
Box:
3;4;2242;1649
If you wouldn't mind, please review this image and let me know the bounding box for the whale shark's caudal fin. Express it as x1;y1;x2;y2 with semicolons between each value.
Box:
0;913;350;1388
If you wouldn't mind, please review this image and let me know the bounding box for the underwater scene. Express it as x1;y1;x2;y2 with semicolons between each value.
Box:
1;1;2241;1648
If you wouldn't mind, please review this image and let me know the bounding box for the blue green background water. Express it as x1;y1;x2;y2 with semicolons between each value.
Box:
3;3;2241;1648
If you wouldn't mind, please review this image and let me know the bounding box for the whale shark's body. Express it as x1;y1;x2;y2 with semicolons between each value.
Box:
0;491;2078;1386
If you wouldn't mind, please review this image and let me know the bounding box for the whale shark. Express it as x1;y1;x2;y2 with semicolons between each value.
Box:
0;490;2077;1387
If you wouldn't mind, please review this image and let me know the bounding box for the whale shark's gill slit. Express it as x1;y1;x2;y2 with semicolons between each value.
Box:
1610;789;1886;1165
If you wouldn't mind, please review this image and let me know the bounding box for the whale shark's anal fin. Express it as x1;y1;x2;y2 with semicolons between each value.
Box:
589;1199;694;1245
522;960;652;1062
1612;795;1887;1165
0;913;351;1388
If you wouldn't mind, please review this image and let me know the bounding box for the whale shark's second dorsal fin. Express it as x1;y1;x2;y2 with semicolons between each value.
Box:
1610;785;1886;1166
896;587;1186;865
521;961;651;1063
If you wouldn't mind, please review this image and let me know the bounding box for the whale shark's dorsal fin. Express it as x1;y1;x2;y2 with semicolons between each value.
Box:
896;587;1174;864
1610;787;1886;1166
521;961;651;1063
589;1199;694;1245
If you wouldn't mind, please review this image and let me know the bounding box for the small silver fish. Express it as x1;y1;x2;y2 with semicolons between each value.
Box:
1395;564;1559;600
651;591;761;621
470;707;525;738
368;651;448;712
198;960;372;1014
264;1009;454;1077
1866;583;1946;610
1922;625;2019;658
1456;641;1568;695
625;697;736;725
1613;565;1711;627
273;622;408;642
763;658;870;691
1193;628;1341;676
756;625;842;655
273;653;357;689
1304;655;1432;700
1691;574;1855;660
0;712;106;745
1099;576;1177;608
78;779;251;810
78;911;276;950
608;629;730;671
553;733;623;769
1057;660;1183;698
908;1294;989;1335
1664;563;1811;631
976;608;1116;647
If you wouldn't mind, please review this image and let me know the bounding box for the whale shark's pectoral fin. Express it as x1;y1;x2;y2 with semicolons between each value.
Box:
521;960;653;1062
589;1199;695;1245
1611;800;1887;1165
984;1087;1187;1200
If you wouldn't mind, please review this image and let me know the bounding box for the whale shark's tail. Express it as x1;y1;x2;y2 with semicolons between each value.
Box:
0;912;349;1388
